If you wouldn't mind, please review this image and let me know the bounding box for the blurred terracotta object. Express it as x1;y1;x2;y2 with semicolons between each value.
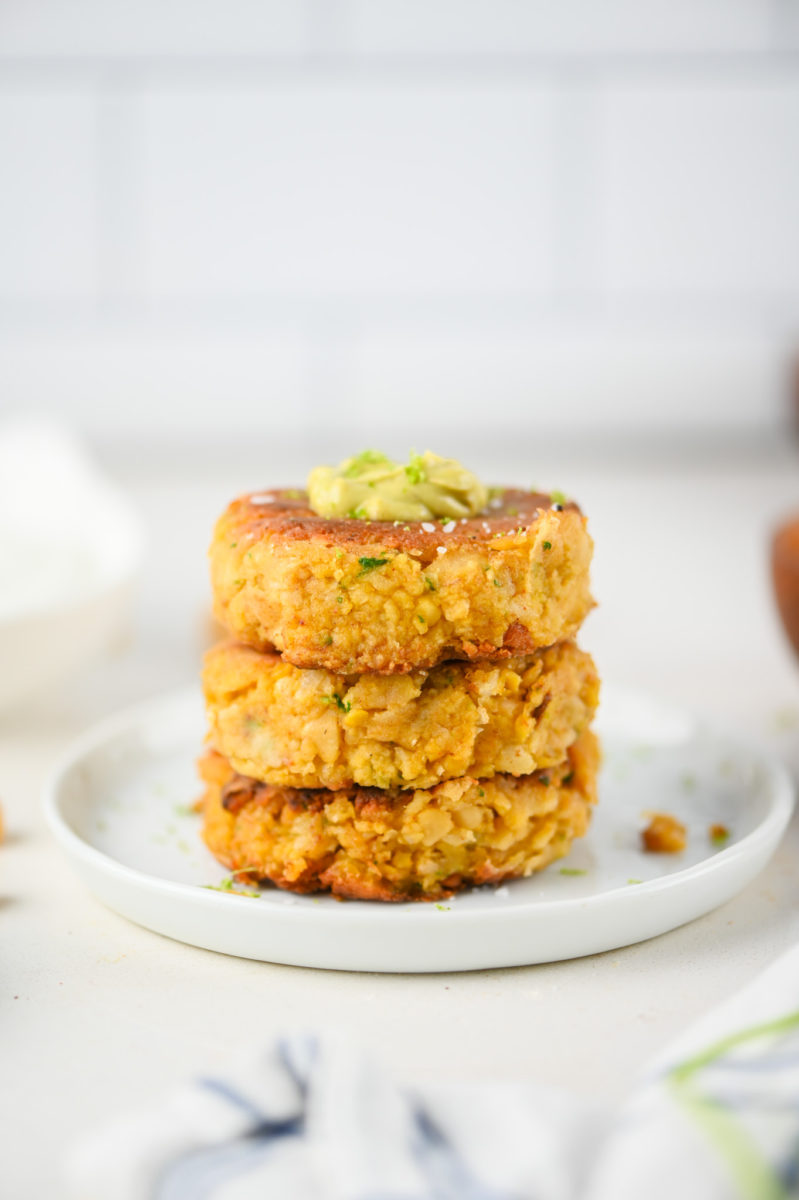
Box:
772;516;799;658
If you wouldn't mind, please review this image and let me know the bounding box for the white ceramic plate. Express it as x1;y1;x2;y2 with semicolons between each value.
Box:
45;686;793;973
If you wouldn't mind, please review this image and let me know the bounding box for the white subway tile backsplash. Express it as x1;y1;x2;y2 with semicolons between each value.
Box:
600;82;799;297
134;81;555;298
0;5;795;446
347;329;785;436
343;0;773;56
0;324;783;446
775;0;799;49
0;328;307;436
0;1;309;58
0;88;98;299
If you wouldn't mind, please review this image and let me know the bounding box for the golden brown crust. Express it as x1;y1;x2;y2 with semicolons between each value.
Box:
217;488;574;552
210;487;594;674
199;730;600;902
203;639;599;790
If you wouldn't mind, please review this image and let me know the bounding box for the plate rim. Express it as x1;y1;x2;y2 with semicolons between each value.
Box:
43;684;795;929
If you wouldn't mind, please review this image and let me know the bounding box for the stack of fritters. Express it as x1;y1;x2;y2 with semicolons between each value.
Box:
201;487;599;901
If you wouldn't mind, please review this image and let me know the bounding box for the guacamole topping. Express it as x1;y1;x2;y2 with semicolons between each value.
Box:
307;450;489;521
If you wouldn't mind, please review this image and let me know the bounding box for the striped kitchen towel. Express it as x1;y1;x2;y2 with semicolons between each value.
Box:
67;943;799;1200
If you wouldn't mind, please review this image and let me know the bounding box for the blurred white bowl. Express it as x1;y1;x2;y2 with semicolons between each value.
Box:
0;421;145;712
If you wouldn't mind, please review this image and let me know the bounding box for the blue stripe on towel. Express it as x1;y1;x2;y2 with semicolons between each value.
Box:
197;1077;272;1126
410;1106;518;1200
156;1137;282;1200
277;1034;317;1097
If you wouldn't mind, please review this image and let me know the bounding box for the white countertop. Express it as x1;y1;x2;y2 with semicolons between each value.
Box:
4;451;799;1198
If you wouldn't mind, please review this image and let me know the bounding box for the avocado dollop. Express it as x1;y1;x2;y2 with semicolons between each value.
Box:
307;450;488;522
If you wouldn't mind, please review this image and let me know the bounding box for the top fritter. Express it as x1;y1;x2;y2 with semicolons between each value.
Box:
210;482;594;675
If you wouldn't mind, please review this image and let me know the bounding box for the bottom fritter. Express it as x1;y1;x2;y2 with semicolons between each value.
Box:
199;729;600;902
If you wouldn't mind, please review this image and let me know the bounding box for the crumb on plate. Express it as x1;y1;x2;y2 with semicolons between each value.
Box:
709;823;730;847
641;812;687;854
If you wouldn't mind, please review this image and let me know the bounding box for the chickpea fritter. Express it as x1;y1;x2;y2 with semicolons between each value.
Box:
199;730;600;902
210;488;594;674
203;639;599;791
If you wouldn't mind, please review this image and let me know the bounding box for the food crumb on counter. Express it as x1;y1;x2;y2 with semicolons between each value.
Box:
641;812;687;854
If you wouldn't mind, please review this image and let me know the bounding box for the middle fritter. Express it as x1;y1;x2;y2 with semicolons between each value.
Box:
204;638;599;791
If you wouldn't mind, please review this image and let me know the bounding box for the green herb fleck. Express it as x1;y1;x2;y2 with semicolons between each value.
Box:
550;489;568;506
357;556;390;576
477;787;485;798
417;613;425;623
321;693;351;713
284;488;303;500
493;577;502;587
343;449;391;479
539;774;551;786
435;903;451;911
404;453;427;485
627;878;643;885
542;540;552;550
229;541;238;548
322;634;333;645
559;867;587;876
562;772;574;786
506;506;518;517
204;875;260;898
233;578;243;587
424;575;437;591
